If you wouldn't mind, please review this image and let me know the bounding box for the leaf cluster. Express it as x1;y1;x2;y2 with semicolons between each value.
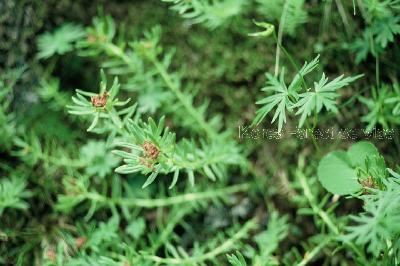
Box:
253;55;362;132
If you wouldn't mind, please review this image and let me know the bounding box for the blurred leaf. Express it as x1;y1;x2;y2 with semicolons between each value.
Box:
37;23;85;59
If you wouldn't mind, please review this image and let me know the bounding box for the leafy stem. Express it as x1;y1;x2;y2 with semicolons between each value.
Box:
297;170;369;265
295;236;332;266
147;54;218;139
272;31;308;90
101;42;136;69
144;219;256;264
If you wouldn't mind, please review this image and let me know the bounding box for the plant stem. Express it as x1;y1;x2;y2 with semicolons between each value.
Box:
335;0;352;37
148;206;192;253
271;32;322;153
368;31;380;88
148;55;218;139
305;121;320;153
298;171;338;233
273;31;321;152
297;171;370;265
375;55;380;88
144;219;256;264
275;0;291;76
102;43;136;70
296;237;331;266
319;0;333;44
273;32;308;90
87;183;250;208
94;39;219;141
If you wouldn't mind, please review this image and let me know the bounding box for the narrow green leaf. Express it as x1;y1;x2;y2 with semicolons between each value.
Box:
169;169;180;189
188;170;195;187
87;112;100;132
142;172;158;188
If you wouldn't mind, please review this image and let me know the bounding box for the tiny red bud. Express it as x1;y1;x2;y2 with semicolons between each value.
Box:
46;248;56;262
75;237;87;249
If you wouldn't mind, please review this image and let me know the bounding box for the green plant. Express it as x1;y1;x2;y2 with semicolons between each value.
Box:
359;83;400;132
37;23;85;59
317;141;400;263
161;0;246;29
0;176;31;216
344;177;400;260
113;117;243;188
317;141;383;195
253;54;362;131
67;71;132;132
350;0;400;63
2;1;400;265
0;68;23;151
67;71;244;188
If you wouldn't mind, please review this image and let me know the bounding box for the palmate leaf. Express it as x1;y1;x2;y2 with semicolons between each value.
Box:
37;23;85;59
288;55;320;91
293;73;363;128
253;69;295;132
161;0;245;29
349;1;399;63
252;55;319;132
359;85;400;132
372;16;400;48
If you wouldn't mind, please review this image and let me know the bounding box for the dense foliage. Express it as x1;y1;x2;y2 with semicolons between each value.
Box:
1;0;400;265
